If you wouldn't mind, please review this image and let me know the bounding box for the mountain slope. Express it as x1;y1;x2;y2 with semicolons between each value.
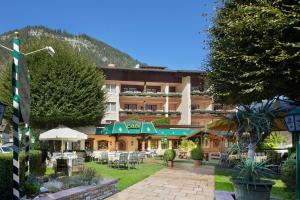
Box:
0;26;141;70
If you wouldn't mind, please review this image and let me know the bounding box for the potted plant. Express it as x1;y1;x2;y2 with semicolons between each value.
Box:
191;145;204;166
231;159;274;200
164;149;176;167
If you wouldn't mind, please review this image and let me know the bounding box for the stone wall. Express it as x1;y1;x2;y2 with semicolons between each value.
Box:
36;179;117;200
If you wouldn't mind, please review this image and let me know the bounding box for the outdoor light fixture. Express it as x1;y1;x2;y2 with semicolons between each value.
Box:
284;107;300;200
284;108;300;132
0;43;55;57
25;46;55;57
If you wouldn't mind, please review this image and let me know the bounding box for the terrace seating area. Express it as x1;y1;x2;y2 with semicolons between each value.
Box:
90;150;164;169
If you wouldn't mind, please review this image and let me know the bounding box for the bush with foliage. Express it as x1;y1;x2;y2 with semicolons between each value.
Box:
191;146;204;161
178;139;196;152
42;180;63;193
281;159;296;198
0;150;44;199
153;117;170;126
258;132;288;150
0;37;106;129
164;149;176;161
23;176;40;198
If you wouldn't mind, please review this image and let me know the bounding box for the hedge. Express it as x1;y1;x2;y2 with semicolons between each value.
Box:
0;150;45;199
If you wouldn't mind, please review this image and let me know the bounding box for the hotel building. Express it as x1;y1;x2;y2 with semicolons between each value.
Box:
85;66;234;160
100;65;231;125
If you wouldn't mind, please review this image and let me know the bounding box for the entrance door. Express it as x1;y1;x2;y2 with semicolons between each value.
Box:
118;140;126;151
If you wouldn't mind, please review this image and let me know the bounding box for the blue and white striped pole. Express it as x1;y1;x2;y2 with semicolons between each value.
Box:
12;31;20;200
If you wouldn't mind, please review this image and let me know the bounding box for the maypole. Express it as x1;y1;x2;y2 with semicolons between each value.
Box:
12;31;20;200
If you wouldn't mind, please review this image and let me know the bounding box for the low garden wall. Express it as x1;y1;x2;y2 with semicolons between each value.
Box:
36;179;118;200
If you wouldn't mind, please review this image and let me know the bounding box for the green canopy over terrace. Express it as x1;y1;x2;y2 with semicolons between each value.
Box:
96;120;197;137
156;128;198;137
96;120;157;135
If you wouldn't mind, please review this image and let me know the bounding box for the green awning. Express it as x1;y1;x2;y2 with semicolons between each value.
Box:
96;120;197;137
96;120;157;135
155;128;197;137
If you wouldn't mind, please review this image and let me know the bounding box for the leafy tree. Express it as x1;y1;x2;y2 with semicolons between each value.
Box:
0;37;106;128
209;0;300;105
257;131;288;150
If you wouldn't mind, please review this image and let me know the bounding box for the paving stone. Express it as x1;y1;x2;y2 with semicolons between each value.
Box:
107;163;215;200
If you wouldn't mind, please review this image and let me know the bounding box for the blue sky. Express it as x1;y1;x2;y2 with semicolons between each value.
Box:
0;0;216;70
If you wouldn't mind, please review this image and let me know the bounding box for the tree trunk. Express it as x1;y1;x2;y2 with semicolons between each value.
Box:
247;143;256;160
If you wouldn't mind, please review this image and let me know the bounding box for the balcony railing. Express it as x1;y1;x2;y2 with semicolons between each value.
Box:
191;91;211;96
119;92;182;97
191;109;232;115
119;110;181;116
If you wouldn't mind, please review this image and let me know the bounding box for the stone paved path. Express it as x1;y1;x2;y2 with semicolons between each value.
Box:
107;162;215;200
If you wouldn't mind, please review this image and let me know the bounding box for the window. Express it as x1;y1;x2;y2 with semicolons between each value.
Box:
151;140;158;149
169;87;176;93
172;140;181;149
124;104;137;110
106;102;116;112
161;141;168;149
145;104;157;111
191;104;200;110
98;140;108;150
146;86;160;93
106;84;116;93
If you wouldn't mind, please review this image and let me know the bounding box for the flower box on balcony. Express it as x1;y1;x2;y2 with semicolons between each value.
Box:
120;92;165;97
191;109;232;115
191;91;211;96
119;110;181;116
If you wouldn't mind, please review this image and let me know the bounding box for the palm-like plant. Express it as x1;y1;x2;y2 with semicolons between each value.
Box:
235;159;274;183
228;99;289;159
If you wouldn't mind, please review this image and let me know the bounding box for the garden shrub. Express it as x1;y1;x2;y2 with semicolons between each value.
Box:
0;150;45;199
191;146;204;160
178;139;196;152
281;159;296;199
164;149;176;161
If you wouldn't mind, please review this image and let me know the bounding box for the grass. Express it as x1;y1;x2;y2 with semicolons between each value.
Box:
85;159;165;191
215;167;292;200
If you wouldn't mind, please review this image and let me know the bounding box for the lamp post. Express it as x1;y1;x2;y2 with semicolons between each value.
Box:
284;107;300;200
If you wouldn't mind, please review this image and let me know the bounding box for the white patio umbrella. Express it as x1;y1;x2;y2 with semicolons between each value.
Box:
39;125;87;152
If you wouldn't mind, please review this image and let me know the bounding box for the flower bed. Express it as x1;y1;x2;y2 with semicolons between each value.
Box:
34;179;117;200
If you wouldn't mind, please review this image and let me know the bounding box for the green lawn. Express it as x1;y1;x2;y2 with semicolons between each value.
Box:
215;167;292;200
85;159;165;191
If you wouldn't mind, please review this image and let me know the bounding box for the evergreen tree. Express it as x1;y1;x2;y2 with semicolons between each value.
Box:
0;37;106;128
